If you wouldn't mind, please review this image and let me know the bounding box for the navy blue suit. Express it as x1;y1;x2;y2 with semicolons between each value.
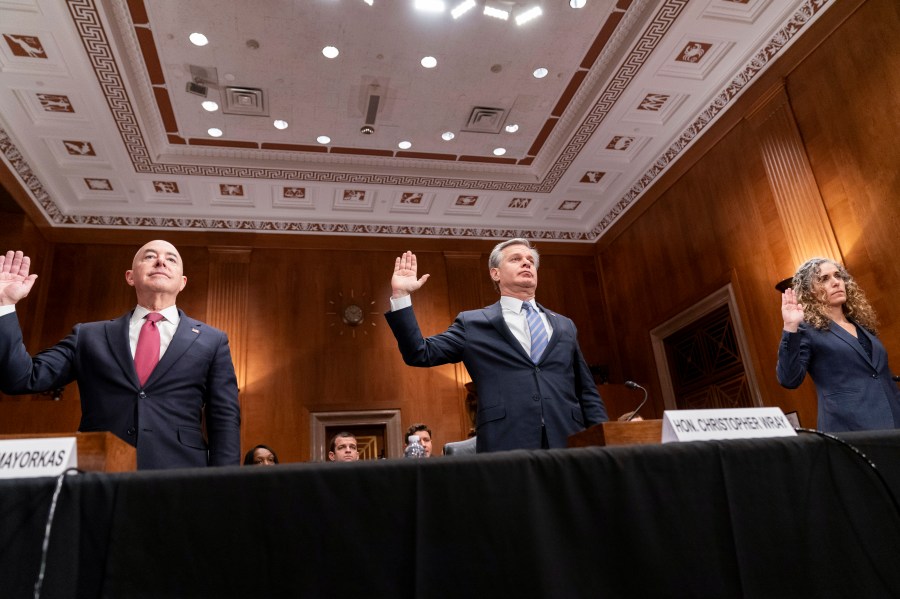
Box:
777;321;900;432
386;302;607;452
0;310;241;469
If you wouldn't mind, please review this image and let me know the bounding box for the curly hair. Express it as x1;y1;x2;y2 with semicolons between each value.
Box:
791;258;878;332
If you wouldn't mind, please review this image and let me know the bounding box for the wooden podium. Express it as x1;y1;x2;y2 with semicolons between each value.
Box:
568;419;663;447
0;432;136;472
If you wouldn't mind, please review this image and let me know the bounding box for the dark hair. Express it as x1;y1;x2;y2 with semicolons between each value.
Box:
243;444;279;465
405;423;431;444
329;431;357;453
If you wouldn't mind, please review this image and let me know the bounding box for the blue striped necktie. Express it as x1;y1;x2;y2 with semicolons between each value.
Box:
523;302;548;363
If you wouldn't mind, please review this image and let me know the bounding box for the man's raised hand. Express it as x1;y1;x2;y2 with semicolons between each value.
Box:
391;251;430;299
0;250;38;306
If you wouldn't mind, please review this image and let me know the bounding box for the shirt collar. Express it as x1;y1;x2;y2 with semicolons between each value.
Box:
500;296;537;313
131;304;179;325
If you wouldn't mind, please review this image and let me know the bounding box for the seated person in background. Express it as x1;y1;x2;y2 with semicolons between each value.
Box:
243;444;278;466
328;431;360;462
404;423;433;457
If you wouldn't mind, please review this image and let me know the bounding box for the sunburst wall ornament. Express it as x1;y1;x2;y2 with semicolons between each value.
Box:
326;290;379;338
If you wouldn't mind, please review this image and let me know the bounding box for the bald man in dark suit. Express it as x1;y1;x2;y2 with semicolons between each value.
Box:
0;241;240;470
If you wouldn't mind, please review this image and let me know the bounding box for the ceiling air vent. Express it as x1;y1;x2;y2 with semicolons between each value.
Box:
462;106;508;133
222;86;268;116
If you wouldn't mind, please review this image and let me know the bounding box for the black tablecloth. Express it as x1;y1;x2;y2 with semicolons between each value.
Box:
3;430;900;598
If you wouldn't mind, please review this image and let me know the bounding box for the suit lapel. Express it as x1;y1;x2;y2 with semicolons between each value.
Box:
828;320;874;367
145;310;202;387
106;312;139;387
485;302;531;362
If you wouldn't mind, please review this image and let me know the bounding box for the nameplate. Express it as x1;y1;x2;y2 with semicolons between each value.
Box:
662;408;796;443
0;437;78;479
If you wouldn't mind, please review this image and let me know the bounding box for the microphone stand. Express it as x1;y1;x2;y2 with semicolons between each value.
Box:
624;381;648;422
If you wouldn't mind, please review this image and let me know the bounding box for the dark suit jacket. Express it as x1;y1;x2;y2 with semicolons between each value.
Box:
0;310;241;469
777;321;900;432
386;302;607;451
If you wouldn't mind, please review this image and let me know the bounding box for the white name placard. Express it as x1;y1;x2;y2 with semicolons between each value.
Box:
0;437;78;479
662;408;797;443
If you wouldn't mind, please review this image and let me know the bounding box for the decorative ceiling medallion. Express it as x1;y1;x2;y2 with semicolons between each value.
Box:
283;187;306;199
637;93;670;112
37;93;73;112
455;195;478;207
559;200;581;211
84;178;111;190
4;34;47;58
676;41;713;63
507;197;531;209
219;183;245;197
63;140;95;155
400;192;423;205
580;171;605;184
153;181;179;194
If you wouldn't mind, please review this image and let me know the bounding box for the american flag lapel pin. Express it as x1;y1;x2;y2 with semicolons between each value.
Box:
192;328;200;334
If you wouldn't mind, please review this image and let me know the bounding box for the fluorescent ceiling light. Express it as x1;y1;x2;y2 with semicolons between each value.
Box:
515;6;542;25
483;5;509;20
415;0;445;12
451;0;476;18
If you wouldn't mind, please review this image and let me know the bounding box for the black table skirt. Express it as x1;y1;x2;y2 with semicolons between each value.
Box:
3;430;899;598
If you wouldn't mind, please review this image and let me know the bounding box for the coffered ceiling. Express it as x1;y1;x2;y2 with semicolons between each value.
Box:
0;0;832;242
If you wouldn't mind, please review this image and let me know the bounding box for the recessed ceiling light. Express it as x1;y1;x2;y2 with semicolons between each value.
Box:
201;101;219;112
415;0;445;12
533;67;549;79
570;0;587;7
207;127;223;137
421;56;437;69
189;33;208;46
273;119;289;130
505;123;519;133
451;0;476;18
322;46;339;59
398;141;412;149
493;148;506;156
441;131;455;141
515;6;542;25
364;0;374;5
317;135;331;144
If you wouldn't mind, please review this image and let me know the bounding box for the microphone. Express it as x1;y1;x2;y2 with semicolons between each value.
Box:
623;380;648;422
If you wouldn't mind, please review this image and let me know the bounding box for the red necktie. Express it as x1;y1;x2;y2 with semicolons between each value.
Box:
134;312;163;386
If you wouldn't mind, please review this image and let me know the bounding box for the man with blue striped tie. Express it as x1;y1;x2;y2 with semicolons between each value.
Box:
385;238;607;452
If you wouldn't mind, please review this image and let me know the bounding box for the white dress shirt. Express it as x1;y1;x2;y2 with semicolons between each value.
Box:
129;305;180;359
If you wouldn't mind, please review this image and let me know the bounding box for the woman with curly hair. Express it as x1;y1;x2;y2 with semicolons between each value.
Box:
777;257;900;432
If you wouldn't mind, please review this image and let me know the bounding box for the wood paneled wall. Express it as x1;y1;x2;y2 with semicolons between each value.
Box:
2;0;897;458
595;0;900;427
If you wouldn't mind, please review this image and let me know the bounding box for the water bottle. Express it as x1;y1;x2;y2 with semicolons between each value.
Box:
404;434;426;459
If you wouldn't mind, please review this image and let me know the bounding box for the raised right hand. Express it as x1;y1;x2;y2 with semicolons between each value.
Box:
391;251;430;299
781;287;804;332
0;250;38;306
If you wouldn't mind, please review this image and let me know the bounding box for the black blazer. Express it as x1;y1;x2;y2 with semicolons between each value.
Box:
777;321;900;432
0;310;241;469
